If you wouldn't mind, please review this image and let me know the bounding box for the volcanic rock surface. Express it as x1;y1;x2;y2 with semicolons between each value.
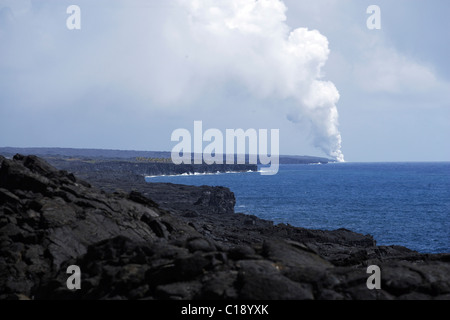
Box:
0;154;449;300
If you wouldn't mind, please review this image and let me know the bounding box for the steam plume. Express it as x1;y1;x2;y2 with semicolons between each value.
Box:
174;0;344;161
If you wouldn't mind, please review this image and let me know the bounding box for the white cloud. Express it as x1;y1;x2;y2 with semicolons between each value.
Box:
0;0;345;160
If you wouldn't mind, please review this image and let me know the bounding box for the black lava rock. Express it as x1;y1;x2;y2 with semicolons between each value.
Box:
0;155;449;300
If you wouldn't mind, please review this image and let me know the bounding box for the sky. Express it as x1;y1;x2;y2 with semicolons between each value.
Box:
0;0;449;162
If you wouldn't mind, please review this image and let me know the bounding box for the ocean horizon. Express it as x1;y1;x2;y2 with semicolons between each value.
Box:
147;162;450;254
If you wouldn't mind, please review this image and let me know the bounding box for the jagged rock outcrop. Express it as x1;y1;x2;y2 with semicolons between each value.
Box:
0;155;449;300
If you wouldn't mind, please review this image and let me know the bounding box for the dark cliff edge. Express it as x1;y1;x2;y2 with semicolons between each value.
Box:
0;154;449;300
45;158;256;180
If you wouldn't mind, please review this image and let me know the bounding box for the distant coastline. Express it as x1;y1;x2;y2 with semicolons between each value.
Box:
0;147;333;165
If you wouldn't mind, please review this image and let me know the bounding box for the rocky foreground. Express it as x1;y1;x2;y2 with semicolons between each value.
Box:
0;154;449;300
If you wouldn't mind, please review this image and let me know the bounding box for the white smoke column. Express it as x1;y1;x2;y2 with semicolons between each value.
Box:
172;0;344;161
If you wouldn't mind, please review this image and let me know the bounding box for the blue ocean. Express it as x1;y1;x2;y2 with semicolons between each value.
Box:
146;162;450;254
